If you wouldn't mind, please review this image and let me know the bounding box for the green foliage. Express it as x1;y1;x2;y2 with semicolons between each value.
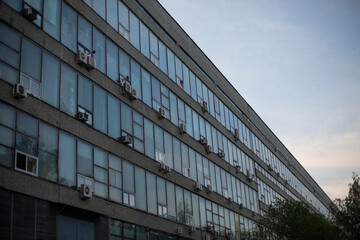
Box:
331;173;360;240
251;199;339;240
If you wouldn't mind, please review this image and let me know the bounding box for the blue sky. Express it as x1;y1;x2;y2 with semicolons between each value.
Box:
158;0;360;200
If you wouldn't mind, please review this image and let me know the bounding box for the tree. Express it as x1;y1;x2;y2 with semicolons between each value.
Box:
331;173;360;240
251;199;339;240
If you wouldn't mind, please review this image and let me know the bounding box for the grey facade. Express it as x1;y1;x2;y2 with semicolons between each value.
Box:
0;0;331;239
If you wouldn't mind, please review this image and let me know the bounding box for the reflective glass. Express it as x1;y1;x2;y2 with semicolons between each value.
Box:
108;95;121;139
77;140;93;177
59;132;76;187
21;38;41;80
106;39;119;81
93;0;105;19
123;161;134;193
118;1;129;30
2;0;22;11
146;172;157;214
78;76;93;111
0;61;18;84
130;60;141;99
17;112;38;138
0;42;19;68
141;69;151;107
16;133;37;156
94;181;108;198
43;0;61;40
39;123;58;182
119;49;130;78
106;0;118;29
167;49;175;81
140;22;149;58
42;52;60;108
129;12;140;50
78;16;92;51
0;102;15;128
61;3;77;52
94;86;107;133
0;145;13;168
93;28;106;73
159;41;167;74
0;125;14;148
60;64;77;116
144;118;154;159
135;167;146;211
121;103;132;134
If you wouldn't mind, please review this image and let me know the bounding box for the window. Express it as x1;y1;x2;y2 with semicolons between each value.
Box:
133;111;144;153
118;1;130;40
59;131;76;187
43;0;61;40
109;154;122;203
106;0;118;29
78;76;93;125
23;1;43;27
106;39;119;81
93;86;107;133
94;148;108;198
41;52;60;108
122;161;135;207
140;22;149;58
147;172;157;214
57;215;94;240
15;149;38;176
60;64;77;116
157;177;167;217
77;140;93;177
0;103;15;168
93;28;106;73
150;32;159;67
61;3;77;52
129;12;139;50
135;166;146;211
108;95;121;139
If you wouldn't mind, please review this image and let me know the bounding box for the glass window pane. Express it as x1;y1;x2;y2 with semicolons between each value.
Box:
94;166;107;183
0;145;14;168
2;0;22;11
94;181;108;198
119;1;129;30
21;38;41;80
173;138;181;173
77;140;93;177
39;123;58;182
93;28;106;73
93;0;105;19
59;132;76;187
170;92;178;126
108;95;121;139
130;60;141;100
42;52;60;108
159;41;167;74
123;161;134;193
142;69;151;107
106;39;119;81
119;49;130;78
78;16;92;51
43;0;61;40
157;177;166;205
176;186;184;223
94;86;107;133
0;61;18;84
61;3;77;52
164;132;173;169
0;125;15;148
166;182;176;221
144;118;154;159
60;64;77;116
167;49;175;81
77;219;94;240
140;22;149;58
146;172;157;214
121;103;132;134
25;0;42;12
106;0;118;29
135;167;146;211
16;133;37;156
57;216;76;240
17;112;38;138
0;42;19;69
78;76;93;111
94;148;107;168
129;12;140;50
0;102;16;128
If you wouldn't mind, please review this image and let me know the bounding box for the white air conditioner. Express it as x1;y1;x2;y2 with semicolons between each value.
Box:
234;128;240;141
164;165;171;173
22;7;37;21
202;100;208;112
155;150;165;163
119;135;131;145
159;162;166;171
129;88;137;100
185;214;194;226
207;224;214;232
76;50;88;65
206;184;213;193
195;182;202;191
246;170;253;182
267;164;273;171
189;225;196;233
13;83;27;98
176;227;183;235
124;82;132;94
179;122;187;134
204;235;211;240
158;107;166;119
80;184;92;199
228;197;233;204
205;145;213;154
77;112;89;122
119;75;129;85
199;137;207;145
218;150;225;159
87;55;96;70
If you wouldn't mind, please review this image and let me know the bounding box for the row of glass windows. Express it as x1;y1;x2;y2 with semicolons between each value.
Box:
77;0;329;213
0;104;261;239
0;0;328;214
0;21;262;213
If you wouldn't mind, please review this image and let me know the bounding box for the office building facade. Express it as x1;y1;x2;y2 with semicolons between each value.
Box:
0;0;331;239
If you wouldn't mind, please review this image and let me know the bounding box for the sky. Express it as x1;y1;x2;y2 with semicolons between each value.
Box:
157;0;360;200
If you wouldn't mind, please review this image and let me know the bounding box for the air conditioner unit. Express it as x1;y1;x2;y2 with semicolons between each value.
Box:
22;7;37;21
189;225;196;233
13;83;27;98
176;227;183;235
267;164;273;171
204;235;211;240
235;165;241;173
218;150;225;159
129;88;137;100
118;75;129;85
234;128;240;141
195;182;202;192
179;122;187;134
158;107;166;119
239;203;244;209
207;224;214;232
228;197;233;204
165;165;171;173
205;145;213;154
213;231;220;239
77;112;89;122
206;184;213;193
252;211;256;217
80;184;92;199
185;214;194;226
87;55;96;70
246;170;253;182
124;82;132;94
227;232;234;240
276;172;280;178
76;50;88;65
202;100;208;112
199;137;207;145
119;135;131;145
159;162;166;171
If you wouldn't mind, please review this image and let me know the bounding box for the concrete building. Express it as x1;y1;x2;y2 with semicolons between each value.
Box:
0;0;331;239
